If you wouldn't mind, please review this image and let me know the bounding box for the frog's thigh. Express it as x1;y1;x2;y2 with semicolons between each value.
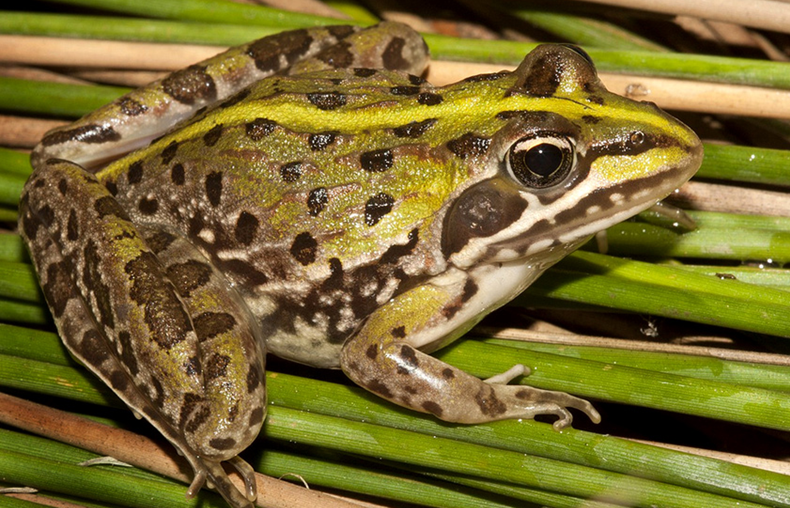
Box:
340;279;600;429
19;160;263;507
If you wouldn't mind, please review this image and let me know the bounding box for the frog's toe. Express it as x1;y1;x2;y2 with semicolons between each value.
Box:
193;459;254;508
228;456;258;502
507;384;601;428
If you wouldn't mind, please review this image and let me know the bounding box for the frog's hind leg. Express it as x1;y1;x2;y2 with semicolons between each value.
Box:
138;224;266;504
19;160;264;508
339;270;600;429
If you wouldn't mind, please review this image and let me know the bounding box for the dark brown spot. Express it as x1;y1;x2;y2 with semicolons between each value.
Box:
161;65;217;104
205;171;222;207
246;118;277;140
116;331;139;376
66;209;79;241
209;437;236;450
366;379;393;399
108;370;129;392
146;230;176;253
307;187;328;216
58;178;68;195
138;197;159;215
205;354;231;381
119;97;146;116
220;88;250;109
582;115;601;124
447;133;491;159
461;278;478;302
185;406;211;434
380;228;419;265
234;211;259;246
249;406;265;426
309;132;336;151
393;118;436;138
193;312;237;342
42;261;72;318
127;161;144;185
463;71;510;83
280;161;303;182
37;204;54;228
382;36;408;70
290;232;318;266
353;68;377;78
475;386;507;416
221;259;268;285
94;196;130;221
316;40;354;68
327;25;356;39
171;163;185;185
390;326;406;339
125;252;191;349
441;368;455;380
417;92;443;106
161;141;179;165
366;344;378;360
247;364;261;393
166;259;212;298
360;149;393;172
83;241;114;330
364;192;394;226
307;91;347;110
41;124;121;146
203;124;223;147
246;29;313;72
73;329;109;368
515;389;538;401
422;401;443;417
400;345;419;369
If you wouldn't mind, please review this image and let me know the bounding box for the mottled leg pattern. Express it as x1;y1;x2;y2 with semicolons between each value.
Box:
340;282;600;428
139;225;266;503
19;160;265;508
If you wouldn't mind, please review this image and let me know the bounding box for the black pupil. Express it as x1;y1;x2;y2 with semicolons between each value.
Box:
524;143;563;177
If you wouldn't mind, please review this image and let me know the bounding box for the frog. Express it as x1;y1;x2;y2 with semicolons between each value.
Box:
18;21;702;508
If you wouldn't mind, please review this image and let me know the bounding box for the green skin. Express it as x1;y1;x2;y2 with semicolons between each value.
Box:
19;22;702;508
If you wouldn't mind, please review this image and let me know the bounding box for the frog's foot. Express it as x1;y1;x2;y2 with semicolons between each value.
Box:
483;364;600;429
186;457;256;508
340;278;600;430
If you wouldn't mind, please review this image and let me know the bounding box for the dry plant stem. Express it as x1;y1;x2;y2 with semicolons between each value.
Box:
67;69;167;87
600;74;790;119
0;392;364;508
578;0;790;34
249;0;349;19
669;181;790;216
478;326;790;366
0;115;66;149
6;492;92;508
0;65;91;84
1;35;222;71
626;438;790;476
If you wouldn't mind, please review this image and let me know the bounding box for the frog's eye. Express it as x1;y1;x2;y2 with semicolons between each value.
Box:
507;135;575;189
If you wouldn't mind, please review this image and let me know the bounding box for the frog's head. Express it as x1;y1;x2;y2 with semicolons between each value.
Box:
442;44;703;270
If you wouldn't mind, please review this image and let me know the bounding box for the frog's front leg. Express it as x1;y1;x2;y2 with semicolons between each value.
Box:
19;160;265;508
340;271;600;429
